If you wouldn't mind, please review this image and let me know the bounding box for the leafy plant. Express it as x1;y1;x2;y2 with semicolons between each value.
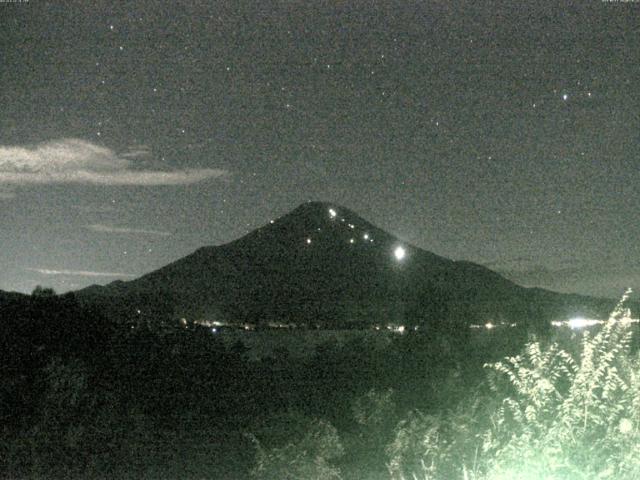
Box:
387;289;640;480
249;417;344;480
483;288;640;479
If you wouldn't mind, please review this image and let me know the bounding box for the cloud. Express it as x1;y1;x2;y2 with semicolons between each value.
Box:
27;267;136;278
86;223;171;236
0;138;226;185
120;144;152;159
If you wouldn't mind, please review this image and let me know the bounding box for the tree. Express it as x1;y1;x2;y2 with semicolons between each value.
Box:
31;285;57;298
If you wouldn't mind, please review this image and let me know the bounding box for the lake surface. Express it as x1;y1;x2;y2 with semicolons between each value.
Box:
214;328;395;360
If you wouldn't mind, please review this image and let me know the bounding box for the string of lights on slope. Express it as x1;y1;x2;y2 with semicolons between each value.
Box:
299;207;406;262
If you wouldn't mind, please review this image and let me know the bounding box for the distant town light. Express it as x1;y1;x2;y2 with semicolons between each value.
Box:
350;238;355;244
568;317;601;329
329;208;337;218
394;246;406;261
485;322;494;330
387;324;406;333
306;238;312;244
363;233;369;240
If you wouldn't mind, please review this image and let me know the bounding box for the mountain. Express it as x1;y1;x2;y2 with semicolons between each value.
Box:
77;201;619;329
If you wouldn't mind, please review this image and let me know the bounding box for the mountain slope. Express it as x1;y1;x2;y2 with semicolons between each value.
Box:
77;201;616;328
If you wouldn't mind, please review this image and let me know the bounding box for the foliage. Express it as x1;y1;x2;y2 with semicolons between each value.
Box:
482;289;640;479
249;417;344;480
4;357;96;476
31;285;57;298
3;286;638;479
385;400;485;480
352;388;396;431
340;388;398;478
386;289;640;479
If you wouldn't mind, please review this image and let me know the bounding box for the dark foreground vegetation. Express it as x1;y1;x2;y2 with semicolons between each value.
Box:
1;289;639;479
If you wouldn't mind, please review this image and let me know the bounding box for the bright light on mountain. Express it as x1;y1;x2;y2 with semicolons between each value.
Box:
394;246;406;261
328;208;337;218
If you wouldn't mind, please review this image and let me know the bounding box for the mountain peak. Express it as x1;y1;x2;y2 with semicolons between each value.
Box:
278;201;356;225
234;200;398;254
293;200;338;212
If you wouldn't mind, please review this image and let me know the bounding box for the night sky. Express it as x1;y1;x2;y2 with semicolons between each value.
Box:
1;1;638;298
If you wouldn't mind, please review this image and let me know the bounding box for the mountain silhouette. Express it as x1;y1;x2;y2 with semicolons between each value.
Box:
77;201;617;329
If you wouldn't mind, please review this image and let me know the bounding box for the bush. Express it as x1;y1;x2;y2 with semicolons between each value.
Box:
249;416;344;480
386;289;640;479
483;289;640;479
